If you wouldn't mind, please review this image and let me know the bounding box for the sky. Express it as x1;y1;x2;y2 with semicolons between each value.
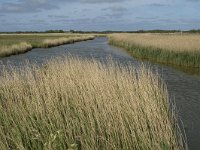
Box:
0;0;200;31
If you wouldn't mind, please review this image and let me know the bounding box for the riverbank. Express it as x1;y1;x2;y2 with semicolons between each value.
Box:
109;33;200;68
0;34;95;57
0;57;185;149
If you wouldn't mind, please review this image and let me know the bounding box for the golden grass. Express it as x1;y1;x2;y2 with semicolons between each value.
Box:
109;33;200;68
0;42;32;57
0;34;95;57
42;36;95;48
0;57;185;149
110;33;200;52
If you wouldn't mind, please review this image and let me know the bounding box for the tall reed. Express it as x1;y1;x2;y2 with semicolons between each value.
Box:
0;57;185;149
41;36;95;48
109;33;200;68
0;42;32;57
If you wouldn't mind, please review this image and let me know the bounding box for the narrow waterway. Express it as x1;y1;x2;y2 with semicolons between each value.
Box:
0;37;199;150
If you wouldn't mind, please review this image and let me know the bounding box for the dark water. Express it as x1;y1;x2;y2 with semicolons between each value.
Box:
0;37;200;150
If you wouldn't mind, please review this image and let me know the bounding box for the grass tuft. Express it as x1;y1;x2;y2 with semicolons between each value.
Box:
41;36;95;48
0;42;32;57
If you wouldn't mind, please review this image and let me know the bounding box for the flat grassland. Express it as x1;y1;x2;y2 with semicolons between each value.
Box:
0;33;95;57
0;57;185;149
109;33;200;68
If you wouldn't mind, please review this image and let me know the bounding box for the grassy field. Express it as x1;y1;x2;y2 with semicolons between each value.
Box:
109;33;200;68
0;57;185;149
0;33;95;57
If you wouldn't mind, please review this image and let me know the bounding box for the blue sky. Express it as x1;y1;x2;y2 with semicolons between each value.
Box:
0;0;200;31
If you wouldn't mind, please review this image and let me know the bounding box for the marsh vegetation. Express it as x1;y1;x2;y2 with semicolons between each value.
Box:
0;57;185;149
0;33;95;57
109;33;200;68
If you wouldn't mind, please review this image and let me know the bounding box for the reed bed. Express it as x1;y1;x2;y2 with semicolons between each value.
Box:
42;36;95;48
0;34;95;57
0;42;32;57
109;33;200;68
0;57;185;149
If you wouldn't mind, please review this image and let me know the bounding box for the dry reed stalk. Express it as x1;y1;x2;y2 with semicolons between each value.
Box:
0;57;186;149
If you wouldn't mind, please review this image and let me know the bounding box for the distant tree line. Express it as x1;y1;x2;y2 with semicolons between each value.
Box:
183;29;200;33
1;29;200;34
69;29;200;34
69;30;181;34
0;30;66;34
45;30;65;33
